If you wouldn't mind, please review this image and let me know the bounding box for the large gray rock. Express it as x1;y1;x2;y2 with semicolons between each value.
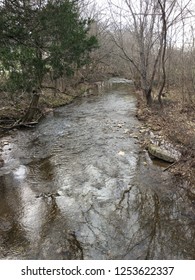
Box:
148;144;176;163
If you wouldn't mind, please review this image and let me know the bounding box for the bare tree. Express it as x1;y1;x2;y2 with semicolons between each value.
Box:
107;0;193;106
107;0;165;105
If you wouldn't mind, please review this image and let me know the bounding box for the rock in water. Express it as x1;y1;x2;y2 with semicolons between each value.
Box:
148;144;176;163
0;158;4;168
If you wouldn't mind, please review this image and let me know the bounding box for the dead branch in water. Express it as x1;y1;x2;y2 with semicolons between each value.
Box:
163;161;178;172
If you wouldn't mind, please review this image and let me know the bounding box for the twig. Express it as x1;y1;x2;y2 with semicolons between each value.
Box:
163;161;178;172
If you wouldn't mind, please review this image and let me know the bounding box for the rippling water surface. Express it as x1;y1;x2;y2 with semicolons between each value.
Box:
0;79;195;259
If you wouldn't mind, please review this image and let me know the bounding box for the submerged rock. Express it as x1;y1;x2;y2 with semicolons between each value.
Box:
148;144;177;163
0;158;4;168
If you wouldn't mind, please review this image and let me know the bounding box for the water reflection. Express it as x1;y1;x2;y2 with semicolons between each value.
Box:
0;80;195;259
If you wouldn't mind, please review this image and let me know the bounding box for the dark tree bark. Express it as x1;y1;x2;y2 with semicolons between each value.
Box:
158;0;167;107
145;88;153;106
22;91;40;123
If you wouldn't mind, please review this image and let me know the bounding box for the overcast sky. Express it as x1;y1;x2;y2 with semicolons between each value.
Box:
92;0;195;47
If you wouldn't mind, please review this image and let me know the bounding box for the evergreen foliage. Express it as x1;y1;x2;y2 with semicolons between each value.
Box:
0;0;98;93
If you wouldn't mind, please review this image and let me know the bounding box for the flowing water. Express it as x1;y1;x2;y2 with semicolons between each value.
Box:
0;78;195;260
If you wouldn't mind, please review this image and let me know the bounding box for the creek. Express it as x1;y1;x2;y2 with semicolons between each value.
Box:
0;78;195;259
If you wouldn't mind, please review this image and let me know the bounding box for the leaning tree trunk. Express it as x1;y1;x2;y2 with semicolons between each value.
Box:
22;91;40;123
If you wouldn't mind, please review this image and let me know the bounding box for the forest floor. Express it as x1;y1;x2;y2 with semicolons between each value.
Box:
136;89;195;190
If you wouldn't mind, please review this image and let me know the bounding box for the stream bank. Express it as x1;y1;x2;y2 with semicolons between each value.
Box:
136;90;195;190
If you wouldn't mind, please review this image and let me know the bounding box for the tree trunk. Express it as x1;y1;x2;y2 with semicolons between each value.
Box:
22;91;40;123
144;88;152;106
157;0;167;107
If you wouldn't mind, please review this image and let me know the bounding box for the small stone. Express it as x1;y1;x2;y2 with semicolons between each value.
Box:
118;151;125;156
139;129;146;133
130;133;139;139
57;190;63;196
56;247;63;254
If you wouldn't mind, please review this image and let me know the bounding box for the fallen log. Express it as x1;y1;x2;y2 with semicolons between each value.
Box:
0;121;38;131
